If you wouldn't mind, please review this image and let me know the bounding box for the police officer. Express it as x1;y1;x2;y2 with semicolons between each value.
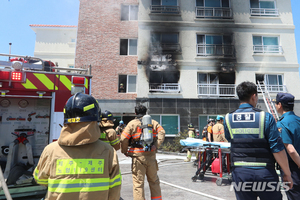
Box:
184;123;198;162
120;105;165;200
224;81;292;200
33;93;121;200
274;93;300;199
99;110;120;151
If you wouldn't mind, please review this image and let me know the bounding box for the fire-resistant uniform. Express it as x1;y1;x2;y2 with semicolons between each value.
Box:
224;103;285;200
120;118;165;200
99;120;120;151
185;128;199;162
33;93;121;200
213;121;228;143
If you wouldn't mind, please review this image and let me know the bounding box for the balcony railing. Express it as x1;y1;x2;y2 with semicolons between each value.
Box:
196;7;232;18
151;43;181;54
197;44;234;57
257;84;287;93
250;8;279;16
150;5;180;14
149;83;180;93
253;45;283;53
197;84;236;97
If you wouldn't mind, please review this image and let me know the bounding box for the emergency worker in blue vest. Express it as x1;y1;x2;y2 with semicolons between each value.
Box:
33;93;121;200
224;81;293;200
274;93;300;200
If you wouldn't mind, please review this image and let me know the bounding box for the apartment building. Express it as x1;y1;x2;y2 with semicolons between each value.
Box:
75;0;300;140
30;25;77;68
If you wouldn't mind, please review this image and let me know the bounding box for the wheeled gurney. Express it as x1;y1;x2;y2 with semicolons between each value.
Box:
180;138;231;186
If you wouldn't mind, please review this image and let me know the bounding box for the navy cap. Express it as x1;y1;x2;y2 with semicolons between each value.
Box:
272;93;294;105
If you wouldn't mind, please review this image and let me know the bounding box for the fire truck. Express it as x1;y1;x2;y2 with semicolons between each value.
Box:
0;53;92;199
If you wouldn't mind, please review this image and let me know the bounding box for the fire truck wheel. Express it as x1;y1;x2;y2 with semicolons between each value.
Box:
6;164;27;185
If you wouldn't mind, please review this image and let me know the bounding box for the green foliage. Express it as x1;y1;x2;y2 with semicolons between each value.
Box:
160;130;189;152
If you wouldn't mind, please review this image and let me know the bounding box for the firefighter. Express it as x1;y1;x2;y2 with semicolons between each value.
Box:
116;120;126;135
120;105;165;200
213;115;228;172
184;123;198;162
202;118;215;141
99;110;120;151
224;81;292;200
33;93;121;200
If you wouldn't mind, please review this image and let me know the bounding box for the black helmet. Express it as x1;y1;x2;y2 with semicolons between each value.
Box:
207;118;216;123
101;110;114;121
188;123;194;128
64;93;101;124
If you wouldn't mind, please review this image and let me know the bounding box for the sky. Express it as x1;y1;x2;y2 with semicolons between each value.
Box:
0;0;299;65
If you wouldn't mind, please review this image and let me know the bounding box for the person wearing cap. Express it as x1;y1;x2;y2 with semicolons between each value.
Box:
274;92;300;199
99;110;120;151
116;120;126;135
224;81;292;200
213;115;228;143
213;115;228;172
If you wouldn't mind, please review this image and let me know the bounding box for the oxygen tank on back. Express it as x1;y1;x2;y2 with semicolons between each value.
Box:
141;115;153;147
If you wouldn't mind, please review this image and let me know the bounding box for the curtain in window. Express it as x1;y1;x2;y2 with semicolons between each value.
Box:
129;39;137;55
162;116;178;135
127;75;136;92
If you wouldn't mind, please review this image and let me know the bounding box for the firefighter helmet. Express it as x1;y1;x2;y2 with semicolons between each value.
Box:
188;123;194;128
119;120;124;125
207;118;216;123
216;115;224;121
102;110;115;121
64;93;101;124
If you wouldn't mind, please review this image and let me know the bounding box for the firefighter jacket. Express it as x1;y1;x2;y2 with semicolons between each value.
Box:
188;128;195;138
120;118;165;157
213;122;228;142
33;121;121;200
99;121;120;151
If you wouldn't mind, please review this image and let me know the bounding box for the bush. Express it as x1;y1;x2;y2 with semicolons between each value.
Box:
161;130;189;152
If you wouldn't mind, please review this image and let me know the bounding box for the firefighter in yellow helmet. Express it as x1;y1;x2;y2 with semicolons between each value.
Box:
33;93;121;200
99;110;120;151
120;104;165;200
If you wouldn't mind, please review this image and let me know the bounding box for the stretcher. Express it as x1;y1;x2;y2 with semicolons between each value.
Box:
180;138;231;186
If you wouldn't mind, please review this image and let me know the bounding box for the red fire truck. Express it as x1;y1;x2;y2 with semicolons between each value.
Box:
0;53;92;199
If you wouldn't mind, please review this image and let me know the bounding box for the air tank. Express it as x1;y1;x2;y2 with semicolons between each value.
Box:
142;115;153;145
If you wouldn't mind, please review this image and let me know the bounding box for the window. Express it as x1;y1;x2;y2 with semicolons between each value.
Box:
120;39;137;55
118;75;136;93
253;36;282;53
151;0;180;14
250;0;278;16
151;33;180;53
196;0;229;7
151;115;179;135
197;35;233;56
152;33;178;44
256;74;285;92
121;4;138;21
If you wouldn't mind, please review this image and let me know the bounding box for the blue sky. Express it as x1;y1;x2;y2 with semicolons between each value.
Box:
0;0;299;65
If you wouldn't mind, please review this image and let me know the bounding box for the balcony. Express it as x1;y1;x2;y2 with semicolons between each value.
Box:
250;8;279;16
150;5;180;14
253;45;283;54
196;7;232;19
257;84;287;93
149;83;180;93
151;43;181;54
197;44;234;57
198;84;236;97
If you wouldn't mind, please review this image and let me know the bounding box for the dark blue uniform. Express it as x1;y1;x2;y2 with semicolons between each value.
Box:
224;103;285;200
277;111;300;200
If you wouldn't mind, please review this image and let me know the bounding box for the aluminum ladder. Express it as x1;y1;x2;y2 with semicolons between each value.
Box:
257;81;279;122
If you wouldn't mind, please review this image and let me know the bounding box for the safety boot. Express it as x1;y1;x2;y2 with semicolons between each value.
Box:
184;158;191;162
